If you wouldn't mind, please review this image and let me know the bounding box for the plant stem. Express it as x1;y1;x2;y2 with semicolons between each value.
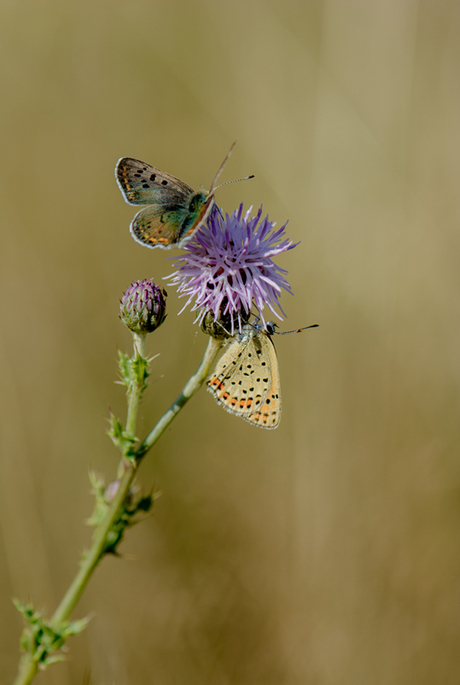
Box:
126;333;146;438
13;334;222;685
137;335;222;459
51;461;135;626
13;659;37;685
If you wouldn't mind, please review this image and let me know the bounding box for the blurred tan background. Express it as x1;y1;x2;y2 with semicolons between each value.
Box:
1;0;460;683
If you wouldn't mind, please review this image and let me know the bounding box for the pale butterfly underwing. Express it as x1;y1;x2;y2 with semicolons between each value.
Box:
116;141;246;249
207;320;318;429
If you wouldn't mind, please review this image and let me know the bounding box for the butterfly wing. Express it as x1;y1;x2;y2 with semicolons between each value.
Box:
116;158;194;206
244;332;281;429
130;193;215;249
129;205;189;248
207;329;281;429
208;336;264;415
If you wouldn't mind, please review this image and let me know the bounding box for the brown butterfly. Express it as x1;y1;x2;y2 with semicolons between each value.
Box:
116;143;237;249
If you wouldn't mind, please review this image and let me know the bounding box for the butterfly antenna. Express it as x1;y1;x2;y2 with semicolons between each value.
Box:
213;175;255;193
209;140;255;195
275;324;319;335
209;140;237;192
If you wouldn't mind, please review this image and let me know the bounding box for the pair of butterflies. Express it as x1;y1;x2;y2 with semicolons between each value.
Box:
116;147;317;429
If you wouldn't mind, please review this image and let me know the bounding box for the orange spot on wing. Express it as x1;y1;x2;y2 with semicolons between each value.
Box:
209;378;224;391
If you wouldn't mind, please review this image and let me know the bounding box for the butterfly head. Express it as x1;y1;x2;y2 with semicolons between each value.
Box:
189;190;211;212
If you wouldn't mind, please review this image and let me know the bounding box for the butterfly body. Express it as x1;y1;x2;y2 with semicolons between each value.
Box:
116;143;237;249
207;321;281;429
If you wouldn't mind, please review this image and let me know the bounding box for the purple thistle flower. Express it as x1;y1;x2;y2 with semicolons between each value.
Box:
167;204;297;332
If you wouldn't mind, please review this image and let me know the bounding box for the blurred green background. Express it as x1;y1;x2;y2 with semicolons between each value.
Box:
1;0;460;683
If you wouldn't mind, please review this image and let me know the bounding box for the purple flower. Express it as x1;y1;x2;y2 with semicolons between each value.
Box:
167;204;297;332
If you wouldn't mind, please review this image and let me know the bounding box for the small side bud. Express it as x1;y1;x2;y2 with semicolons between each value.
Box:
104;479;121;503
104;479;133;506
120;279;167;334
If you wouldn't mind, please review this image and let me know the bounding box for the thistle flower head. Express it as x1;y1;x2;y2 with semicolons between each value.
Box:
120;279;167;334
167;204;297;333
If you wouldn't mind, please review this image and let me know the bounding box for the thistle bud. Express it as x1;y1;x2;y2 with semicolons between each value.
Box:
120;279;167;334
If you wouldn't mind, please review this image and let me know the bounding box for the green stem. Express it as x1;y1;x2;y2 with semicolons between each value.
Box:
13;334;222;685
13;463;137;685
51;462;135;626
12;658;38;685
136;335;222;460
126;333;146;438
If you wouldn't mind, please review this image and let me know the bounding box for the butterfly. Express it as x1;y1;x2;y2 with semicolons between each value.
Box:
207;320;318;429
116;142;237;249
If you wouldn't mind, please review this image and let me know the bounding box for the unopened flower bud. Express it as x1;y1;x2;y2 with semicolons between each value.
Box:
120;279;167;334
